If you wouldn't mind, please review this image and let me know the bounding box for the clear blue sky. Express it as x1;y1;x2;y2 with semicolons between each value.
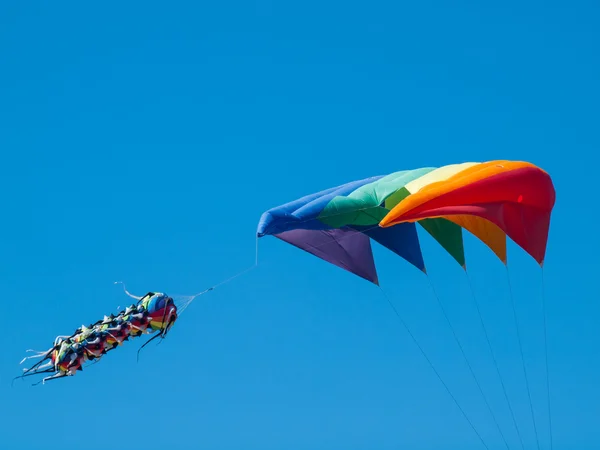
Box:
1;1;598;449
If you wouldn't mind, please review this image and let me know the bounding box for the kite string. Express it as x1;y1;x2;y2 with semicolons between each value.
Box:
516;204;551;450
465;270;526;450
379;287;490;450
425;273;510;450
541;266;553;450
177;236;261;316
506;265;541;450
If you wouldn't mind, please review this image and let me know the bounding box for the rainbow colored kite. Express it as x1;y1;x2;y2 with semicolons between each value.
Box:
257;160;555;284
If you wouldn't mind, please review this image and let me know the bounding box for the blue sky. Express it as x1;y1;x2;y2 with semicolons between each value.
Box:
1;1;598;449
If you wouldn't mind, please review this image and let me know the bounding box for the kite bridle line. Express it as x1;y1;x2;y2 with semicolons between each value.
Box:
256;223;500;449
378;286;490;450
465;270;526;450
260;216;555;450
513;204;551;450
424;272;510;450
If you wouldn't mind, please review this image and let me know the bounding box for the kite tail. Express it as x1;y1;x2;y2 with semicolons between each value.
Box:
18;242;261;386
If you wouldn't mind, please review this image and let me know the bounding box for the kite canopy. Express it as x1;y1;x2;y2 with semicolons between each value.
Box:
257;160;555;285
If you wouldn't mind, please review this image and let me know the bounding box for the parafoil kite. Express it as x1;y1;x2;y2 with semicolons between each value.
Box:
257;159;556;449
256;160;555;281
16;291;179;385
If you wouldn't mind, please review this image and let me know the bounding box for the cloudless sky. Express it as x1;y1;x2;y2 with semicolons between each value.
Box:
1;1;599;449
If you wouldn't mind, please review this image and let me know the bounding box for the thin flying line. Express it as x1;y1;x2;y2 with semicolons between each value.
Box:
196;237;261;295
466;270;526;450
255;235;259;266
172;239;262;318
541;267;553;450
516;204;552;450
379;287;490;450
426;274;510;450
506;266;541;450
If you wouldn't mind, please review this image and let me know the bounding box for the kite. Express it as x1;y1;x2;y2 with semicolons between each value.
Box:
256;160;555;281
15;259;256;387
256;159;556;449
16;291;179;385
